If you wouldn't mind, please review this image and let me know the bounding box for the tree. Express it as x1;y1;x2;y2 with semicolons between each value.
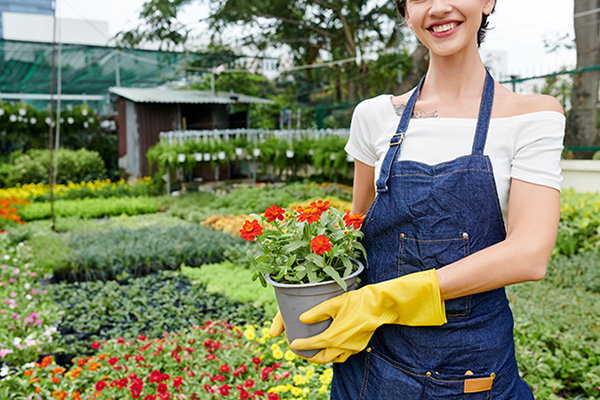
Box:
569;0;600;155
116;0;426;104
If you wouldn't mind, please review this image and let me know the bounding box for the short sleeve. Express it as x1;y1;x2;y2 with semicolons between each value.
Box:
510;112;565;191
344;99;380;166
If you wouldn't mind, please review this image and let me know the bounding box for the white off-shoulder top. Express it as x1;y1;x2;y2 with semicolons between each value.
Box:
344;94;566;216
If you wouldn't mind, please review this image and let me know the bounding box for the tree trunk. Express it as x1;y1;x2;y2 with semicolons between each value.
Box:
396;43;429;94
569;0;600;158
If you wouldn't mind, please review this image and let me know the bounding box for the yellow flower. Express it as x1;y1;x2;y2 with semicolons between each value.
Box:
293;374;309;385
284;350;296;361
244;330;256;340
270;344;280;351
305;366;315;378
291;387;304;396
262;327;270;336
318;385;329;394
273;349;284;359
319;368;333;384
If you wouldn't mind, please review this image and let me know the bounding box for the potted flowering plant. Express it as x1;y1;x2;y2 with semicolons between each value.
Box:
239;201;366;357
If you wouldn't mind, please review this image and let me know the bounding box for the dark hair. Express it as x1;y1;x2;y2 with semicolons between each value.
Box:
393;0;495;47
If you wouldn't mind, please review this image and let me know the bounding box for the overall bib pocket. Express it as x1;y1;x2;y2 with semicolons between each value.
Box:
360;347;494;400
399;231;472;319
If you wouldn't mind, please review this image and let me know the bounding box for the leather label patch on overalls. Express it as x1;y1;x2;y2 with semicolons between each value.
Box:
464;377;494;393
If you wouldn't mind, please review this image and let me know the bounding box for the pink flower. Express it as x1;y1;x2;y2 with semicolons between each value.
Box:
13;268;19;274
0;349;13;358
30;272;36;277
12;314;18;320
35;320;42;325
9;292;16;298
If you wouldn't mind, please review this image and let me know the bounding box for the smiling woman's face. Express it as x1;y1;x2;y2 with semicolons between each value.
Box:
404;0;495;56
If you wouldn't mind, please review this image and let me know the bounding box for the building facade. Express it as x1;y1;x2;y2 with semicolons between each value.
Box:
0;0;53;37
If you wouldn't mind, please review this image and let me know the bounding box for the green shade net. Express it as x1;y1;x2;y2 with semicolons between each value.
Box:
0;39;216;95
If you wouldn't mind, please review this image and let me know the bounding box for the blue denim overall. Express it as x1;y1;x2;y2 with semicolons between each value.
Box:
331;71;534;399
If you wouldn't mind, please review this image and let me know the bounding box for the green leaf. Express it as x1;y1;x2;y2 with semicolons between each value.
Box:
281;240;308;254
324;265;347;291
341;257;354;277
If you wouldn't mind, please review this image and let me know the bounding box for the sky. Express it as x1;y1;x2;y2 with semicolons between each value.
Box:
55;0;576;80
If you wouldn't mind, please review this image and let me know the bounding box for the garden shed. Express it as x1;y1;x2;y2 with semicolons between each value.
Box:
109;87;273;178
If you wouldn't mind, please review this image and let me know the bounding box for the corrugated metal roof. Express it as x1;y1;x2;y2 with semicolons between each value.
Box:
109;87;273;105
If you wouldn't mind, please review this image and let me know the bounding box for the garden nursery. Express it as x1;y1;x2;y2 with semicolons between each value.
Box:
0;147;599;400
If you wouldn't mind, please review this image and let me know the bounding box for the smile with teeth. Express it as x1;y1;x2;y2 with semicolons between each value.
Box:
430;22;461;33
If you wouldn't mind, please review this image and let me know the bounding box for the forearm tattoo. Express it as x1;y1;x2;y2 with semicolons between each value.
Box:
393;104;438;119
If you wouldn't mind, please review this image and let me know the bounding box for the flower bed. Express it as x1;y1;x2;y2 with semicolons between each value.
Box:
0;177;159;202
0;233;57;365
19;197;160;222
52;271;265;356
4;319;333;399
0;197;30;231
555;189;600;255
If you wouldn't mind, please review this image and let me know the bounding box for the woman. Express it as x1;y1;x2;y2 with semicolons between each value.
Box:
271;0;564;398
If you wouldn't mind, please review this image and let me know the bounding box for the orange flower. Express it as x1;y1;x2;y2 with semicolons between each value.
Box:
72;392;81;400
311;235;332;255
310;200;330;214
76;358;87;367
264;205;285;222
98;354;107;360
296;206;321;224
88;362;102;371
240;220;263;242
52;367;65;375
29;377;40;384
52;390;67;400
23;370;33;377
40;355;52;368
344;212;365;229
52;377;60;384
35;387;41;393
66;368;81;378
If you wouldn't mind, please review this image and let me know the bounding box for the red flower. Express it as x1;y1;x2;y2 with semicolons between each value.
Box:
171;349;181;363
131;383;143;399
214;375;226;383
108;357;118;366
206;354;217;361
138;334;147;341
135;354;146;364
149;370;163;384
244;379;254;388
95;381;107;392
173;376;183;388
344;211;365;229
261;367;273;381
219;384;231;396
267;393;280;400
204;384;215;394
239;389;250;400
264;205;285;222
296;206;321;224
119;377;129;388
143;395;157;400
157;383;168;394
162;373;171;382
117;337;126;344
272;363;281;369
91;341;102;349
240;220;263;242
311;235;332;255
310;200;330;213
254;390;265;397
252;357;261;365
219;364;230;374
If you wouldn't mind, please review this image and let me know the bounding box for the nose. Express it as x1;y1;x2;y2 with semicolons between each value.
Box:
428;0;453;17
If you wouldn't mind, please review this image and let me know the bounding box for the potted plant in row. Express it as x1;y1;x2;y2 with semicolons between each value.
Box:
240;201;366;358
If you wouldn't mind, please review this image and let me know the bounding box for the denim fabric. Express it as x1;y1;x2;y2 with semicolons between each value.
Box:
331;70;534;399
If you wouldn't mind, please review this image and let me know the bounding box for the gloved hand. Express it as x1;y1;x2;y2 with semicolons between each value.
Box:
268;310;284;338
289;269;447;364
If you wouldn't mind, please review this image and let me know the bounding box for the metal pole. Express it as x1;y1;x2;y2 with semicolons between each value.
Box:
115;51;121;87
48;0;58;232
54;32;62;184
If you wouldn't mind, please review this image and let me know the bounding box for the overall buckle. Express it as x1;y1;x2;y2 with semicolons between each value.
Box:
389;132;404;146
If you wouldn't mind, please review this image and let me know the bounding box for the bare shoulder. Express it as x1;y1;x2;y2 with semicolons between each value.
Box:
495;84;564;117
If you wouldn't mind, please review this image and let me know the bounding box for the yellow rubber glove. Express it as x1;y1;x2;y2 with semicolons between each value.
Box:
289;269;447;364
268;310;284;338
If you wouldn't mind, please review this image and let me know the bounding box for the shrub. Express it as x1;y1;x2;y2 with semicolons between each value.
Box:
53;224;243;282
555;189;600;255
50;271;265;356
4;148;107;187
19;197;159;222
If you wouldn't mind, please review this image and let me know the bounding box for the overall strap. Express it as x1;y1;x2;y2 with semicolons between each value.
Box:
376;75;426;192
471;69;495;155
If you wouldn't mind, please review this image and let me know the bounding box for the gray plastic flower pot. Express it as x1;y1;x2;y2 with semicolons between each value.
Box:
265;259;364;359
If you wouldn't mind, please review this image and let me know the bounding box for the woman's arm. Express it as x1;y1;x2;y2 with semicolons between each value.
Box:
436;178;561;300
351;160;376;215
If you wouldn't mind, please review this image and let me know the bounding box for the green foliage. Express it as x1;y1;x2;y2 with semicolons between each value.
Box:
51;270;265;355
181;262;278;316
51;224;242;282
19;197;159;221
555;189;600;255
2;148;107;187
160;182;353;223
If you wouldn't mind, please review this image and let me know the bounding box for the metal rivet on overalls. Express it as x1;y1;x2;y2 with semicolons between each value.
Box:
490;373;496;378
426;372;432;377
366;347;372;353
462;232;469;239
400;233;405;239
